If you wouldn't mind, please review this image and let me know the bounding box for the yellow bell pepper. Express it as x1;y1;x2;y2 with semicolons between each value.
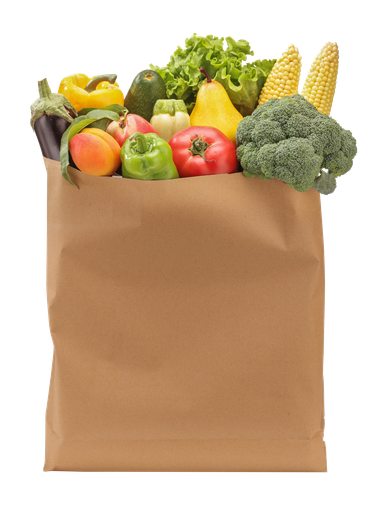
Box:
58;73;124;112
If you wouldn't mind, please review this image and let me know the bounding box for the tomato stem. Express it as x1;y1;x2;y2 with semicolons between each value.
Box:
188;134;215;162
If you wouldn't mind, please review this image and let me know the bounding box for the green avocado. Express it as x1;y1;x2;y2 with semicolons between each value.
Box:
124;70;167;122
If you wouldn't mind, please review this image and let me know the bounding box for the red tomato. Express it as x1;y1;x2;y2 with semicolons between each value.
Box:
168;126;238;177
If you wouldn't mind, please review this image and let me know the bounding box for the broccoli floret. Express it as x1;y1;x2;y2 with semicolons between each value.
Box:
235;115;254;145
236;94;357;194
237;142;271;180
259;138;323;192
237;114;286;149
322;129;357;177
238;138;322;190
265;94;318;127
308;115;342;156
286;114;313;138
312;170;337;195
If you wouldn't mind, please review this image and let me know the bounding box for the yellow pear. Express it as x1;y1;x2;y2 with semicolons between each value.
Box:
190;67;243;145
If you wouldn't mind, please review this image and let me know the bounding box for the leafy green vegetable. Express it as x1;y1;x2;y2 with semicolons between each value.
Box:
150;34;276;115
60;109;120;187
236;94;357;194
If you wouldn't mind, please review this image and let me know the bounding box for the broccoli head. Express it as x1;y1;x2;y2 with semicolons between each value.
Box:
236;94;357;194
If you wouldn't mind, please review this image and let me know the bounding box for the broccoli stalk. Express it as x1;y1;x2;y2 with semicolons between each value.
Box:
236;94;357;194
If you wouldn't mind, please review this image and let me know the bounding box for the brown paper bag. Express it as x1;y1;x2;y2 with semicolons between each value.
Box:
43;157;326;472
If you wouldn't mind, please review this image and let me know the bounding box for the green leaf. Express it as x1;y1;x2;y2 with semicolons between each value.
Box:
76;104;127;131
77;104;127;117
87;117;113;131
60;109;120;187
215;60;276;117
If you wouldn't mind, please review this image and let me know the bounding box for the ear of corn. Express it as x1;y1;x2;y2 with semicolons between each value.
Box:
257;44;302;106
301;42;339;115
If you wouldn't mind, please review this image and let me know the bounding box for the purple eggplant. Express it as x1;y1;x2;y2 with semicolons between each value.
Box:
34;114;71;161
30;79;77;161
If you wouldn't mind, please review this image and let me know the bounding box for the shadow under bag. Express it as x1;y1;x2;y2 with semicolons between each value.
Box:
43;158;326;472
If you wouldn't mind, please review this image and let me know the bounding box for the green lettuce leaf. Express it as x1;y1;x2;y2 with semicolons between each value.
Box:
215;59;276;117
150;34;276;115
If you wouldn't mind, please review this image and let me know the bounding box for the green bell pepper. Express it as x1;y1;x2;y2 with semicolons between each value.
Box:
121;132;179;180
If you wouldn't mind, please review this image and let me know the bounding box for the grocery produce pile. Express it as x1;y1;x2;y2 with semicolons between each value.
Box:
30;35;357;195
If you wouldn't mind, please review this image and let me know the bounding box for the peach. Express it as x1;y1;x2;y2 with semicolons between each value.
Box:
69;127;121;176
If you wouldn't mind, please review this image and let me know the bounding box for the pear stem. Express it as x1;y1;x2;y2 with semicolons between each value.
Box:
200;67;211;83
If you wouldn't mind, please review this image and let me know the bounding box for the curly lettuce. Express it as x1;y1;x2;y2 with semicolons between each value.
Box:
150;34;276;116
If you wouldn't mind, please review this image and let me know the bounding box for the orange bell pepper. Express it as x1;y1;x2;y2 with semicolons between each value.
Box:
58;73;124;112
